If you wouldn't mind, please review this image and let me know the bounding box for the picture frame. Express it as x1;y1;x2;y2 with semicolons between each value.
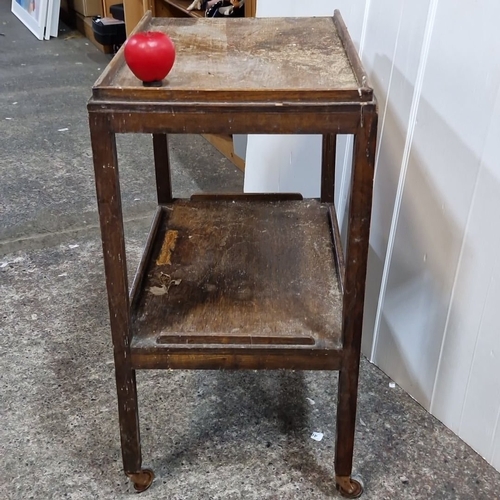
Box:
11;0;59;41
45;0;61;39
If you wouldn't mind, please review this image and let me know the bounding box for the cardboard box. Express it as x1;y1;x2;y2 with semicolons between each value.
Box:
75;13;114;54
69;0;102;17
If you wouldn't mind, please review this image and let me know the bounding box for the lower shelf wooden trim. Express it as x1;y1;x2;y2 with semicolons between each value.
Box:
156;334;316;345
129;206;163;309
131;349;343;370
190;192;302;201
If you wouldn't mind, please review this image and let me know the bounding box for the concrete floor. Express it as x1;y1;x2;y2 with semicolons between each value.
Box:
2;3;500;499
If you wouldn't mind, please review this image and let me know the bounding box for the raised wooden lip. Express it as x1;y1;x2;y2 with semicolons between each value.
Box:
90;11;374;104
87;99;375;113
328;204;345;294
333;10;372;95
156;334;316;346
91;87;372;104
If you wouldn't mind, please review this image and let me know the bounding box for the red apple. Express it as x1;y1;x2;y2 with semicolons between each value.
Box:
124;31;176;86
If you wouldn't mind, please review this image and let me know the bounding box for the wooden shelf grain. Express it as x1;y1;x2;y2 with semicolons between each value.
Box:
129;197;344;369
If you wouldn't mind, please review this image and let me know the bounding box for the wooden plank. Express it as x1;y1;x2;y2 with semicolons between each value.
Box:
89;111;143;474
93;103;364;135
123;0;151;34
190;193;302;201
321;133;337;203
245;0;256;17
156;334;315;345
328;204;345;294
93;86;370;103
333;10;372;96
335;109;378;478
129;207;164;309
152;133;173;203
202;134;245;171
131;349;343;370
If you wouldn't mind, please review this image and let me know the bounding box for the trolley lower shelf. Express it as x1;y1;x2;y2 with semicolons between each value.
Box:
129;195;345;370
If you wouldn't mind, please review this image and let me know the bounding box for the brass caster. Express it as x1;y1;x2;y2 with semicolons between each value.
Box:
336;475;364;499
127;468;155;493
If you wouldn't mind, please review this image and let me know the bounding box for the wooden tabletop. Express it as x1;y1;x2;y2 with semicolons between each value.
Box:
92;12;372;103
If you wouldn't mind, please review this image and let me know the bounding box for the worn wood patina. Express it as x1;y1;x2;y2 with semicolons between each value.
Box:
89;10;377;498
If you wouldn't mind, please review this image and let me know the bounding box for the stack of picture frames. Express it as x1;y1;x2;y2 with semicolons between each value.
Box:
11;0;60;40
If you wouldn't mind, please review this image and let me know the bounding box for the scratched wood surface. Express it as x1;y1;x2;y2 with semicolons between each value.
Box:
94;16;362;102
130;199;343;350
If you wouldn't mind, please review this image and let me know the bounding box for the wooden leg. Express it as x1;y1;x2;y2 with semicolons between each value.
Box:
153;133;173;204
335;110;378;499
89;113;154;492
335;367;363;499
321;133;337;203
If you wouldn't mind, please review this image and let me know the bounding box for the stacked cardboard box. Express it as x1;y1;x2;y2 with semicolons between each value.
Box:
60;0;114;53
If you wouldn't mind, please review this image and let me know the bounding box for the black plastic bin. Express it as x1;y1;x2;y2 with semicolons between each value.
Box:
92;17;126;47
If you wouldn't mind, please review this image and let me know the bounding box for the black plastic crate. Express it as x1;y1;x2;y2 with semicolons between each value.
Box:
92;17;126;46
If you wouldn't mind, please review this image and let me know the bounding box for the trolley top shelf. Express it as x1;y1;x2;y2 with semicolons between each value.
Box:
91;11;373;104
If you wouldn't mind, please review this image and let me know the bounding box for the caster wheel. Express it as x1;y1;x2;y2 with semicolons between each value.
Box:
336;475;364;499
127;468;155;493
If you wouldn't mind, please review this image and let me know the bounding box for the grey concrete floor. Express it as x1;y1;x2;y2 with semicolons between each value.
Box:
1;3;500;499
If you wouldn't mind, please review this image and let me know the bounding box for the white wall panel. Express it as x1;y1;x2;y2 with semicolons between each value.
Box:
369;0;500;470
244;135;322;198
439;85;500;462
373;0;500;408
368;0;442;407
459;252;500;461
422;1;500;431
360;0;432;354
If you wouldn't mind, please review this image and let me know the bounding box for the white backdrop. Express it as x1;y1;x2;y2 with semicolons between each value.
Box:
247;0;500;472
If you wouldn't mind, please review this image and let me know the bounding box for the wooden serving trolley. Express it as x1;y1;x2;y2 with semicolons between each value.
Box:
88;11;377;498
